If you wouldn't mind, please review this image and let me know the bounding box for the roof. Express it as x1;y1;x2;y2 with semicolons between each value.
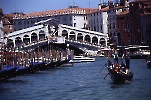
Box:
12;7;98;19
117;10;129;15
101;6;109;11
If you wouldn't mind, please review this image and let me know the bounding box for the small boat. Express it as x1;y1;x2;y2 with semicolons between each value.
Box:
61;59;74;67
106;60;133;83
100;54;105;57
15;66;31;76
0;66;17;81
73;55;95;63
147;60;151;68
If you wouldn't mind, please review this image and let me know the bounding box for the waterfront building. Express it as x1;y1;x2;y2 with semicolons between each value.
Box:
87;3;108;34
0;8;5;47
2;14;14;34
117;9;130;45
107;0;129;46
12;6;97;31
139;1;151;45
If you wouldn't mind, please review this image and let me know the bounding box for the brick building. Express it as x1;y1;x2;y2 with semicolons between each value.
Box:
117;9;130;45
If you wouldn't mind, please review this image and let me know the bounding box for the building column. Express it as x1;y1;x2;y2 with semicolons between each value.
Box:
98;37;100;46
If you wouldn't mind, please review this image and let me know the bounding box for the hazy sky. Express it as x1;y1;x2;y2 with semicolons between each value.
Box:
0;0;106;14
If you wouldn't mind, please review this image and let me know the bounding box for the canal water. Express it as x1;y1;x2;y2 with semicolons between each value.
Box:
0;57;151;100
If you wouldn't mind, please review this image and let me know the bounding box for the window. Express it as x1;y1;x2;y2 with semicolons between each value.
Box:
63;16;67;21
137;17;140;23
101;25;102;30
74;23;76;27
9;25;12;29
24;21;26;24
18;21;21;25
117;25;119;29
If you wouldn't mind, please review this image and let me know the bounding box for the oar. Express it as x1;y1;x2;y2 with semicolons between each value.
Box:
138;59;145;66
103;72;110;79
99;63;107;73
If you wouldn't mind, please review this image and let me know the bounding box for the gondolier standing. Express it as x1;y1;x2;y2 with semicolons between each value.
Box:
112;50;119;64
122;51;130;69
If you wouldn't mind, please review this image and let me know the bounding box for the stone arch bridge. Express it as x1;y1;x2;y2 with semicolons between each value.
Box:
1;19;109;50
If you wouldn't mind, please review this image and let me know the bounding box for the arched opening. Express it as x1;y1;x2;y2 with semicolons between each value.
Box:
62;30;68;38
69;31;75;41
7;39;14;48
23;35;30;45
15;37;22;48
100;38;105;47
92;36;98;45
77;33;83;42
84;35;91;43
31;32;38;43
48;22;59;36
39;30;45;41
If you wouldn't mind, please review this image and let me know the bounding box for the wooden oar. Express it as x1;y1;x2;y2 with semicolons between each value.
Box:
99;63;107;73
137;59;145;66
103;72;110;79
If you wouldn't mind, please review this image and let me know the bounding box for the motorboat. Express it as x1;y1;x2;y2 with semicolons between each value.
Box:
73;55;95;63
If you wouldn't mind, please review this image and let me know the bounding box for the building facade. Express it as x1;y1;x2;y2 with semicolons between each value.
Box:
117;10;130;45
12;6;97;31
0;8;4;47
87;4;108;34
139;1;151;45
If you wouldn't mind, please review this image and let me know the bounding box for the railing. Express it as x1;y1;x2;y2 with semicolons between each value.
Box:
65;39;106;49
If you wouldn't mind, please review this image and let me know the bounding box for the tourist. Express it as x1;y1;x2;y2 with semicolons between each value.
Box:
122;51;130;69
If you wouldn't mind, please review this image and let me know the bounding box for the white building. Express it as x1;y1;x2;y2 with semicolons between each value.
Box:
12;6;97;31
87;4;109;35
0;8;5;47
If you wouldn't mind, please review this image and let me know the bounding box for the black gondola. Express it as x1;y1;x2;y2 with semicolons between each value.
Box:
147;60;151;68
0;66;17;81
106;60;133;83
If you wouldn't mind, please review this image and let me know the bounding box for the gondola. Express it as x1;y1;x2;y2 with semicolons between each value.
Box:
0;66;17;81
147;60;151;68
106;60;133;83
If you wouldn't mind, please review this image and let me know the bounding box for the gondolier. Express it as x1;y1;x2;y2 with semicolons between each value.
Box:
112;50;119;64
122;51;130;69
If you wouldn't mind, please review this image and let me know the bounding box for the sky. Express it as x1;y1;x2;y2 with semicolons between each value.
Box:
0;0;105;14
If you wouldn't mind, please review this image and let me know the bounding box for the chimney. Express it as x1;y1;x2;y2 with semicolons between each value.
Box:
98;4;102;10
108;1;114;9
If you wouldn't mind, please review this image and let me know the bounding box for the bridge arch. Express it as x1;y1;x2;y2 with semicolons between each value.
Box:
23;35;30;45
69;31;75;41
48;20;59;36
7;39;14;48
99;38;106;46
15;37;22;47
39;30;45;40
92;36;98;45
77;33;83;42
31;32;38;42
84;35;91;43
62;30;68;38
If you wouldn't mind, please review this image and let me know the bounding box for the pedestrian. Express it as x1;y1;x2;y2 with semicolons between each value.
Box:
122;51;130;69
112;50;119;64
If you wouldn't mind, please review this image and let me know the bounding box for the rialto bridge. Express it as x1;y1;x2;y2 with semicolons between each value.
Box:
58;24;108;47
1;19;109;49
